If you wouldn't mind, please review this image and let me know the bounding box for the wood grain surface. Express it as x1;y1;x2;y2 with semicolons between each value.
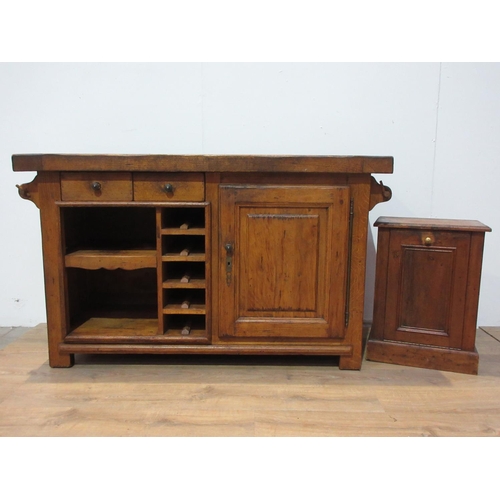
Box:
12;154;394;174
1;324;500;436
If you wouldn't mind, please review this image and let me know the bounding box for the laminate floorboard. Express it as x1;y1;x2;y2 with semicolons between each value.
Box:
481;326;500;342
1;324;500;436
0;326;31;349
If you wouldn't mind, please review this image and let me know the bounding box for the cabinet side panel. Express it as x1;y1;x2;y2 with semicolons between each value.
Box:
339;175;371;369
462;232;486;351
370;228;391;341
38;172;74;367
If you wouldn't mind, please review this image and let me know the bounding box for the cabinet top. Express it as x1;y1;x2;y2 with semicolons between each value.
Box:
375;216;492;233
12;154;393;174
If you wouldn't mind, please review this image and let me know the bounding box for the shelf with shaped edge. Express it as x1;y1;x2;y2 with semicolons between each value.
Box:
65;249;157;270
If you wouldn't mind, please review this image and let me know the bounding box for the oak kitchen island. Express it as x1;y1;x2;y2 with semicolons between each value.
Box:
13;155;393;369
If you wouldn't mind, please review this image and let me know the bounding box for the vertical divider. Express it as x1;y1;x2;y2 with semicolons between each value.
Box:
204;202;211;342
156;207;164;335
206;173;220;344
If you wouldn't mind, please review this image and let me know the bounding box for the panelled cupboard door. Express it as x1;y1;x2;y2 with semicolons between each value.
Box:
383;230;471;348
218;185;350;342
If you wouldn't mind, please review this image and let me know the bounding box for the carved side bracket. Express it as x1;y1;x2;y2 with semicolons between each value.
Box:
16;175;40;208
369;176;392;210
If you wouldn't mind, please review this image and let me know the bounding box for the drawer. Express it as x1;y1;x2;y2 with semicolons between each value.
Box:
61;173;133;201
133;173;204;201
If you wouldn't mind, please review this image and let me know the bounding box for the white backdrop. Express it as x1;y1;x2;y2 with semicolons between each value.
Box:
1;62;498;326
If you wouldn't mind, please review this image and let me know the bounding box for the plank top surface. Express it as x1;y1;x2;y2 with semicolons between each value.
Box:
375;216;492;232
12;154;394;174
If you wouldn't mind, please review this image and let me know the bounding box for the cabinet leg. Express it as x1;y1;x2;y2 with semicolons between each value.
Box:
48;349;74;368
339;353;362;370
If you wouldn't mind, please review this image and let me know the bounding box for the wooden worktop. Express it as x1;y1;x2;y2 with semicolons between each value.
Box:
375;216;492;233
12;154;394;174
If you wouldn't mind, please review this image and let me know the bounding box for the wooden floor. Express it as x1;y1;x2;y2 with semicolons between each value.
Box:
1;324;500;436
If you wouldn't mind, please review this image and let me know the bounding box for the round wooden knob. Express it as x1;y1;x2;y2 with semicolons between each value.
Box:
162;183;174;194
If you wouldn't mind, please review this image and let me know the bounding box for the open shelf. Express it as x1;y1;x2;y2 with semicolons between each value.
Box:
162;253;206;262
161;330;207;340
163;304;206;314
162;207;205;230
162;261;206;287
60;203;210;343
68;316;159;337
163;278;206;289
161;228;205;235
65;316;207;344
163;315;206;339
63;207;156;253
163;288;205;309
67;268;158;337
162;234;204;255
65;249;156;270
63;206;157;269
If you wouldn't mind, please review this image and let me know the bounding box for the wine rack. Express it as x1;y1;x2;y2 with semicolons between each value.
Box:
157;204;210;342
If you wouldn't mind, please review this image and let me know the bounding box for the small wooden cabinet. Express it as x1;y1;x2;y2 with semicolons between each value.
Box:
14;155;393;370
366;217;491;375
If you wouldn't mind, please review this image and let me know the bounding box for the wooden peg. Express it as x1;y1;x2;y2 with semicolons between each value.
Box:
180;222;190;230
180;274;191;283
180;248;190;256
181;300;190;309
181;321;192;335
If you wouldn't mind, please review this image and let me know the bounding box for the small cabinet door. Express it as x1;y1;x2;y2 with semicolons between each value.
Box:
383;230;471;348
218;184;350;342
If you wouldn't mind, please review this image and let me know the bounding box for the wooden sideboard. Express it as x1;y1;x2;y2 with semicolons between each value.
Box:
13;154;393;369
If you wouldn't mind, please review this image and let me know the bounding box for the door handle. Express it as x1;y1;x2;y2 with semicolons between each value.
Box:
225;243;233;285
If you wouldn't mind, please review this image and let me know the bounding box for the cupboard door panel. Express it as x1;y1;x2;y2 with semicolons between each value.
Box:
219;185;350;341
384;230;470;348
239;207;323;317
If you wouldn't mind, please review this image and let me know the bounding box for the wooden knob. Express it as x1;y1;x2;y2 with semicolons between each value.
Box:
162;183;174;194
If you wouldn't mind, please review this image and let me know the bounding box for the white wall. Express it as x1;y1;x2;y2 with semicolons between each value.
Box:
1;63;498;326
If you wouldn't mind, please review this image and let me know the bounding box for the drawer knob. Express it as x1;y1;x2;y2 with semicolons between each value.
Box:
91;181;102;192
162;183;174;194
424;236;432;246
